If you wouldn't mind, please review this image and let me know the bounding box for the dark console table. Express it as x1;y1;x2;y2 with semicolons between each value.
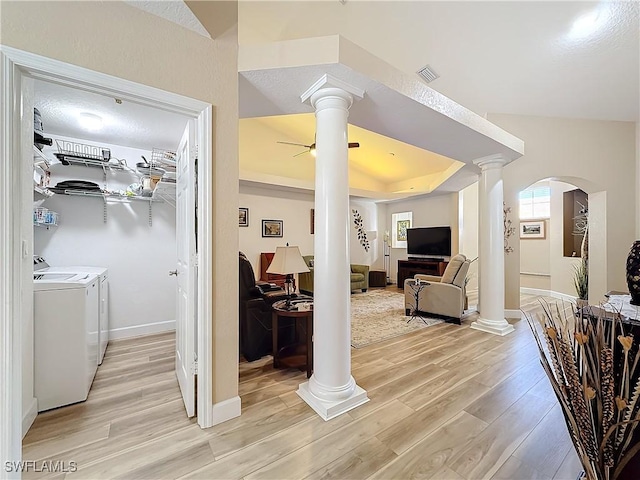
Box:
397;259;448;289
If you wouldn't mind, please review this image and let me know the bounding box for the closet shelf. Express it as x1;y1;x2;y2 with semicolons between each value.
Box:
152;181;176;207
34;186;54;197
33;146;51;168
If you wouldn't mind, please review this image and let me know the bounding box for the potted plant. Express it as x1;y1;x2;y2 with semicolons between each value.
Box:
528;303;640;480
574;257;589;307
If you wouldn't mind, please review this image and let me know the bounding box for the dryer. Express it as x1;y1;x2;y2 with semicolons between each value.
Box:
34;269;100;411
34;257;109;364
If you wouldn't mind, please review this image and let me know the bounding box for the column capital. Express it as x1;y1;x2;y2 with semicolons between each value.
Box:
301;73;364;105
310;88;353;112
473;154;509;170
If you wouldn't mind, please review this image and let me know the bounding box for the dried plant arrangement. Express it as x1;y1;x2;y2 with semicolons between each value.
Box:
527;302;640;480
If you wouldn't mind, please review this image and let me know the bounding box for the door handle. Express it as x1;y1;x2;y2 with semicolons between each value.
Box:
169;270;178;276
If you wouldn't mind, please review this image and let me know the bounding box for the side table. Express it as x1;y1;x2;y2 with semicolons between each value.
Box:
271;299;313;378
369;270;387;288
406;279;431;324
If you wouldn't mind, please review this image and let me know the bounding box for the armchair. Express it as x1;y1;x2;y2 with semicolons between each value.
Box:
404;254;470;324
239;252;293;361
298;255;369;295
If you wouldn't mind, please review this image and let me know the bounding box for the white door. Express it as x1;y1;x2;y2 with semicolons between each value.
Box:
174;120;197;417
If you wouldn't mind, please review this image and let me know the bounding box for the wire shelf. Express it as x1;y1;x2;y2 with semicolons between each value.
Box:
150;148;176;170
55;140;111;162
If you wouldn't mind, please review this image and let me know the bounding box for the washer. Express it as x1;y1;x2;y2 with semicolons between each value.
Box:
34;257;109;364
34;268;100;411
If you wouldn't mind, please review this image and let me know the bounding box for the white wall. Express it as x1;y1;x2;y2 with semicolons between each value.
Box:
239;185;315;279
519;181;551;290
238;185;382;284
385;192;459;284
459;182;479;291
34;135;177;336
493;114;636;308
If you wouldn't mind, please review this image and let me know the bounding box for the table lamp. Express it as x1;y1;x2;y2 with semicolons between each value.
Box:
266;244;310;310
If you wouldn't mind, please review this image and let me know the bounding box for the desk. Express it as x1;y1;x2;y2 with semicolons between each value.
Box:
272;299;313;378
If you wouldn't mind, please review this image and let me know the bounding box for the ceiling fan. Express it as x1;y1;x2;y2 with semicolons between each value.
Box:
277;139;360;157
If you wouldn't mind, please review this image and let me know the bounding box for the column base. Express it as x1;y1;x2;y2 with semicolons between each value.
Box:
470;317;515;336
297;381;369;421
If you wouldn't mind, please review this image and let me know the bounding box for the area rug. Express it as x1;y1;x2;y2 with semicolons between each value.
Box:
351;289;443;348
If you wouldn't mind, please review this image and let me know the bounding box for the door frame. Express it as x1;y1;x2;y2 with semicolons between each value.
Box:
0;45;215;469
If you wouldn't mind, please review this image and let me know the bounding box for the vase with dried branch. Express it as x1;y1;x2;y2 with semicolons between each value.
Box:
528;304;640;480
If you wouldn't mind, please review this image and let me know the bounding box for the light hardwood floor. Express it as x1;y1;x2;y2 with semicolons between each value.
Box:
22;292;583;479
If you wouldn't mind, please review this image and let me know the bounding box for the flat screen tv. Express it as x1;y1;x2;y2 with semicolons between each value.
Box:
406;226;452;257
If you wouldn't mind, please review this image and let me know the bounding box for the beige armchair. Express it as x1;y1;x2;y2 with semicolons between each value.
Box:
404;254;471;324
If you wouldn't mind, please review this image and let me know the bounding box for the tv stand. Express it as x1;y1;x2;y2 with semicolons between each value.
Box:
408;257;444;262
397;258;448;289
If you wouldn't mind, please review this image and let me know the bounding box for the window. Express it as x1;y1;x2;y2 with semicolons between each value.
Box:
519;187;550;219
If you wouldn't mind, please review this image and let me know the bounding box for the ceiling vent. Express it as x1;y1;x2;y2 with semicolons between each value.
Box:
416;65;439;83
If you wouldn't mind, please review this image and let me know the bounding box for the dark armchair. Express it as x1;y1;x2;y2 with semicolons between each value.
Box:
239;252;292;361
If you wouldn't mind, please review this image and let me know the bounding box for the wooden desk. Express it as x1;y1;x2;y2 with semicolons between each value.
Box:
272;300;313;378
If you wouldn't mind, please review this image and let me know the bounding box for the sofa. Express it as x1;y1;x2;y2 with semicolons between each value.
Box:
298;255;369;295
403;254;471;324
239;252;294;361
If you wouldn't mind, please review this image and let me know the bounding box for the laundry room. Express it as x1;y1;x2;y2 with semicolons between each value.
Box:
31;78;190;414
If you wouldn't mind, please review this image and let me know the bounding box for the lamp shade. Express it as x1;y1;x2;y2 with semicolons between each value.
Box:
266;245;310;275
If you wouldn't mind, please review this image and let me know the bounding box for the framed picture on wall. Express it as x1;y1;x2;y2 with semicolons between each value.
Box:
310;209;315;235
520;220;545;239
397;219;410;241
239;207;249;227
262;219;283;237
391;211;412;248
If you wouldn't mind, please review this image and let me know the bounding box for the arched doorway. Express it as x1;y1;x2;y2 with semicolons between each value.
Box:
508;175;607;305
518;179;590;300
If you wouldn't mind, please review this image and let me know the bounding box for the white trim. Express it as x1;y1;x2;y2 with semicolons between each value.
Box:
108;320;176;340
196;106;216;428
521;287;577;303
520;272;551;277
297;382;369;421
211;396;241;426
1;49;22;479
0;47;217;462
0;46;206;116
470;318;515;336
504;309;522;319
21;398;37;438
300;73;365;104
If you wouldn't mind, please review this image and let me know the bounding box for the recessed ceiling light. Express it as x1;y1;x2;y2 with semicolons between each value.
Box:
568;6;609;40
79;112;103;131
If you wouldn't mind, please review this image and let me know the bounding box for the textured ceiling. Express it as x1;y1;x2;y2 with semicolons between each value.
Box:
34;79;190;152
124;0;210;37
238;1;639;122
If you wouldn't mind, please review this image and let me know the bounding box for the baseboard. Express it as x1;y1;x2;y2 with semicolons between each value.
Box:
22;397;37;437
109;320;176;340
211;396;241;426
521;287;576;303
504;309;522;319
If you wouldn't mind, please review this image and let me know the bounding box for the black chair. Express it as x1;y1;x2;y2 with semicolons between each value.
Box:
239;252;293;361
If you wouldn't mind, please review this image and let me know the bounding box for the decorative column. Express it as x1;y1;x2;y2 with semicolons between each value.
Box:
297;83;369;420
470;154;515;336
